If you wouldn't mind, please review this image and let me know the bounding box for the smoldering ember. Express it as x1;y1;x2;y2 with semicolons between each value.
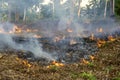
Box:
0;0;120;80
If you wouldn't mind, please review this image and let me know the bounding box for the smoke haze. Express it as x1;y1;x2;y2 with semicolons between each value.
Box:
0;22;55;60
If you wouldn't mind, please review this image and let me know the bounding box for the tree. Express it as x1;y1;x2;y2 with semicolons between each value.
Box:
77;0;82;17
115;0;120;16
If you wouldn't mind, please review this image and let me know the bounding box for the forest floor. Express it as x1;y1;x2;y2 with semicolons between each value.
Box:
0;37;120;80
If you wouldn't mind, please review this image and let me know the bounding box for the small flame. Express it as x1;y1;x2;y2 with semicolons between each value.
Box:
66;28;73;33
33;34;42;38
9;31;14;34
82;59;89;64
14;25;22;33
70;39;77;45
0;29;4;33
52;61;64;66
33;29;38;32
97;28;103;33
108;35;116;41
97;39;106;47
22;60;32;68
26;29;32;32
47;60;64;68
54;36;61;42
16;57;32;68
89;55;95;60
90;33;94;40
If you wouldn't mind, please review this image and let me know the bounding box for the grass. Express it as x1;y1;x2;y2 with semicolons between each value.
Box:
0;38;120;80
80;72;97;80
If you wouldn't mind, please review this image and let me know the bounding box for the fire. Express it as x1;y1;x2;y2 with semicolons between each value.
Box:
89;55;95;60
13;25;40;35
70;39;77;45
14;25;22;33
66;28;73;33
0;29;4;33
97;27;103;33
33;34;42;38
90;33;95;40
47;60;64;68
97;39;106;47
26;29;32;32
108;35;116;41
82;59;89;64
54;36;60;42
53;35;65;42
9;31;14;34
22;60;32;68
16;57;32;68
51;60;64;66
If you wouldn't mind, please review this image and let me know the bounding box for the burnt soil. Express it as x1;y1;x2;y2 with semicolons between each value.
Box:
0;38;120;80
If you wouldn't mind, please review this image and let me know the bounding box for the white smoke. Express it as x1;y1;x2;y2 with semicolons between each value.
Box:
0;22;55;60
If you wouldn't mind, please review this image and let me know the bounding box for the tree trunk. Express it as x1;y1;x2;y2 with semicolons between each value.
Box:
70;0;74;20
15;13;20;22
52;1;55;18
8;2;11;22
110;0;115;16
23;8;26;22
78;0;82;17
104;0;108;18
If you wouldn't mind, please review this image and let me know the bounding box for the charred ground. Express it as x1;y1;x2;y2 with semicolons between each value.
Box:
0;36;120;80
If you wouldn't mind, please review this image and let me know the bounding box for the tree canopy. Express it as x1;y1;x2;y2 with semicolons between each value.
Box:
0;0;119;23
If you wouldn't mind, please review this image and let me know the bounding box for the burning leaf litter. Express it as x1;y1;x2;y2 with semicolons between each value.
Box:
0;22;119;64
0;22;120;79
15;57;32;68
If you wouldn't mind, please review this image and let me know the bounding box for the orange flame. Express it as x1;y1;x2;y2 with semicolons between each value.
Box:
22;60;32;68
0;29;4;33
67;28;73;33
16;57;32;68
47;60;64;68
97;28;103;33
14;25;22;33
89;55;95;60
51;60;64;66
97;39;106;47
108;35;116;41
70;39;77;45
33;34;42;38
90;33;94;40
26;29;32;32
82;59;89;64
54;36;61;42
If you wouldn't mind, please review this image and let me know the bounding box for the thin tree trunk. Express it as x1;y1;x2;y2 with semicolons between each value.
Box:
23;8;26;21
39;3;41;19
78;0;82;17
15;7;20;22
104;0;108;18
70;0;74;20
1;0;4;21
110;0;115;16
113;0;115;15
8;2;11;22
52;0;55;18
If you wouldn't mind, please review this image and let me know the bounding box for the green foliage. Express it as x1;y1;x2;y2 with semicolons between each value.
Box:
80;72;97;80
40;5;53;18
49;65;59;72
115;0;120;16
70;71;97;80
113;77;120;80
70;72;79;79
0;0;120;22
88;62;95;67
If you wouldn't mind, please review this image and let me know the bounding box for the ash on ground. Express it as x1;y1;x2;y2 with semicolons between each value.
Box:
1;37;98;64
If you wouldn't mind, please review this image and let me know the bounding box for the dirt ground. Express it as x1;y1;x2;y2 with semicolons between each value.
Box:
0;38;120;80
